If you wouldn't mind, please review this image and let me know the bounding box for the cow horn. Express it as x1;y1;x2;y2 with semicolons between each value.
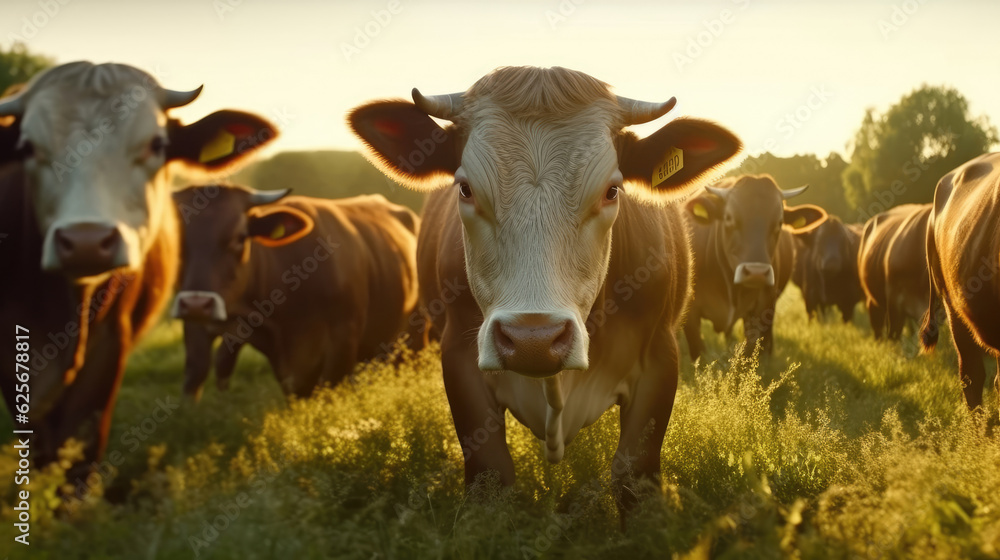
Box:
248;188;291;206
781;184;809;199
0;88;25;117
705;185;731;200
412;88;463;120
159;85;204;109
618;96;677;126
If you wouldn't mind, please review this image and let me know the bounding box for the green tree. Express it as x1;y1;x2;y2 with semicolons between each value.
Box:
843;85;997;220
0;42;54;95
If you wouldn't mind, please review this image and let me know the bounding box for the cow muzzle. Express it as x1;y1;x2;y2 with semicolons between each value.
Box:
479;312;587;377
172;291;228;322
49;222;129;278
733;262;775;288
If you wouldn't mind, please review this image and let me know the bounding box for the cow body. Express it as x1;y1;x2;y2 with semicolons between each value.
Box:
793;216;864;322
682;175;827;360
858;203;932;340
920;152;1000;409
173;187;420;398
349;66;742;511
0;62;276;485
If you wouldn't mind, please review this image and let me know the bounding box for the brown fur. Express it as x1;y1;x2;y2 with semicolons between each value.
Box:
858;203;932;341
920;152;1000;409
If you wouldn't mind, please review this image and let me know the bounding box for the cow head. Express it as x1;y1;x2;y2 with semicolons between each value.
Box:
796;215;850;273
0;61;277;280
171;185;312;322
349;66;741;376
686;175;827;288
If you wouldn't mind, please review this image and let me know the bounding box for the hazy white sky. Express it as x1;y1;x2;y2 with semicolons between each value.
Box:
6;0;999;160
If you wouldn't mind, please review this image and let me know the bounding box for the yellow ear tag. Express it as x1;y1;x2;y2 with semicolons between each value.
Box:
791;216;807;229
693;202;709;220
652;146;684;187
270;223;286;239
199;130;235;163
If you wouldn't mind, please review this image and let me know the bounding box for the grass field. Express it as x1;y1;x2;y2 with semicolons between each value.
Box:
1;286;999;559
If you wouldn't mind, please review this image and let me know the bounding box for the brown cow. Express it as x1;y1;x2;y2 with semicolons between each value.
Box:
858;203;932;340
792;216;864;322
920;152;1000;409
0;62;276;487
348;66;741;512
172;186;420;399
683;175;827;359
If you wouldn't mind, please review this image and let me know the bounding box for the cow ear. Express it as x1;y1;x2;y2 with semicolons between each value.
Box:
619;118;741;203
348;100;458;191
168;110;278;170
247;206;314;247
784;203;828;233
685;193;723;225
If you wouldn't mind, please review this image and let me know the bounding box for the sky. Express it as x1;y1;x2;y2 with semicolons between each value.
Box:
5;0;1000;161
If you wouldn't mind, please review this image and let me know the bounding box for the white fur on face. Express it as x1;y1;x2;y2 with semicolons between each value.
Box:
457;107;622;371
20;87;170;276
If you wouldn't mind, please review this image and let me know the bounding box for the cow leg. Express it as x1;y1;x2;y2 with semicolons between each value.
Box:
57;319;130;498
683;317;704;362
182;322;214;400
614;328;679;518
949;311;986;410
214;340;243;392
316;322;361;393
441;320;515;487
868;301;886;340
743;299;776;357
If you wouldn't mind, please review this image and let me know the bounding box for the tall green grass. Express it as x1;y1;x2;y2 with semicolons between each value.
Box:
1;287;998;559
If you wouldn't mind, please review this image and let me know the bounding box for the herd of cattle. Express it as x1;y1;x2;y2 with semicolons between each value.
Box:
0;62;998;512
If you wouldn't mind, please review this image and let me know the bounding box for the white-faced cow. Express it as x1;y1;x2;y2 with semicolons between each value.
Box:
682;176;827;360
921;153;1000;409
348;66;741;511
0;62;276;488
171;185;420;399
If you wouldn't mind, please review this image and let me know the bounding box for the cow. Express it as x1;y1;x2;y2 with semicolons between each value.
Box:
682;176;828;360
0;61;277;488
171;185;420;399
857;203;932;341
348;66;742;512
920;152;1000;410
792;216;864;322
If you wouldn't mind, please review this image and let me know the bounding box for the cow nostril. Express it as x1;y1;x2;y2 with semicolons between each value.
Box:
551;321;572;355
493;323;516;355
55;229;74;253
99;232;118;252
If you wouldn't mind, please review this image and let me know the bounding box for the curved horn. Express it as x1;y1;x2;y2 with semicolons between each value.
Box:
412;88;463;120
159;85;204;110
0;88;26;117
248;188;291;207
781;184;809;199
617;96;677;126
705;185;731;200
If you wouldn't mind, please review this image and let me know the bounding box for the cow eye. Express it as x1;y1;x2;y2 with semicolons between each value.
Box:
149;136;167;156
232;233;248;251
458;181;473;200
605;184;620;201
17;139;34;159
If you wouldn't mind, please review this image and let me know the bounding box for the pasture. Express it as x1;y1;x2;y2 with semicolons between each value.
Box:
1;286;997;559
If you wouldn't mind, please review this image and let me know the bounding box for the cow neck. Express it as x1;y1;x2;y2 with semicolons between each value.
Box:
708;220;739;321
0;162;93;414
